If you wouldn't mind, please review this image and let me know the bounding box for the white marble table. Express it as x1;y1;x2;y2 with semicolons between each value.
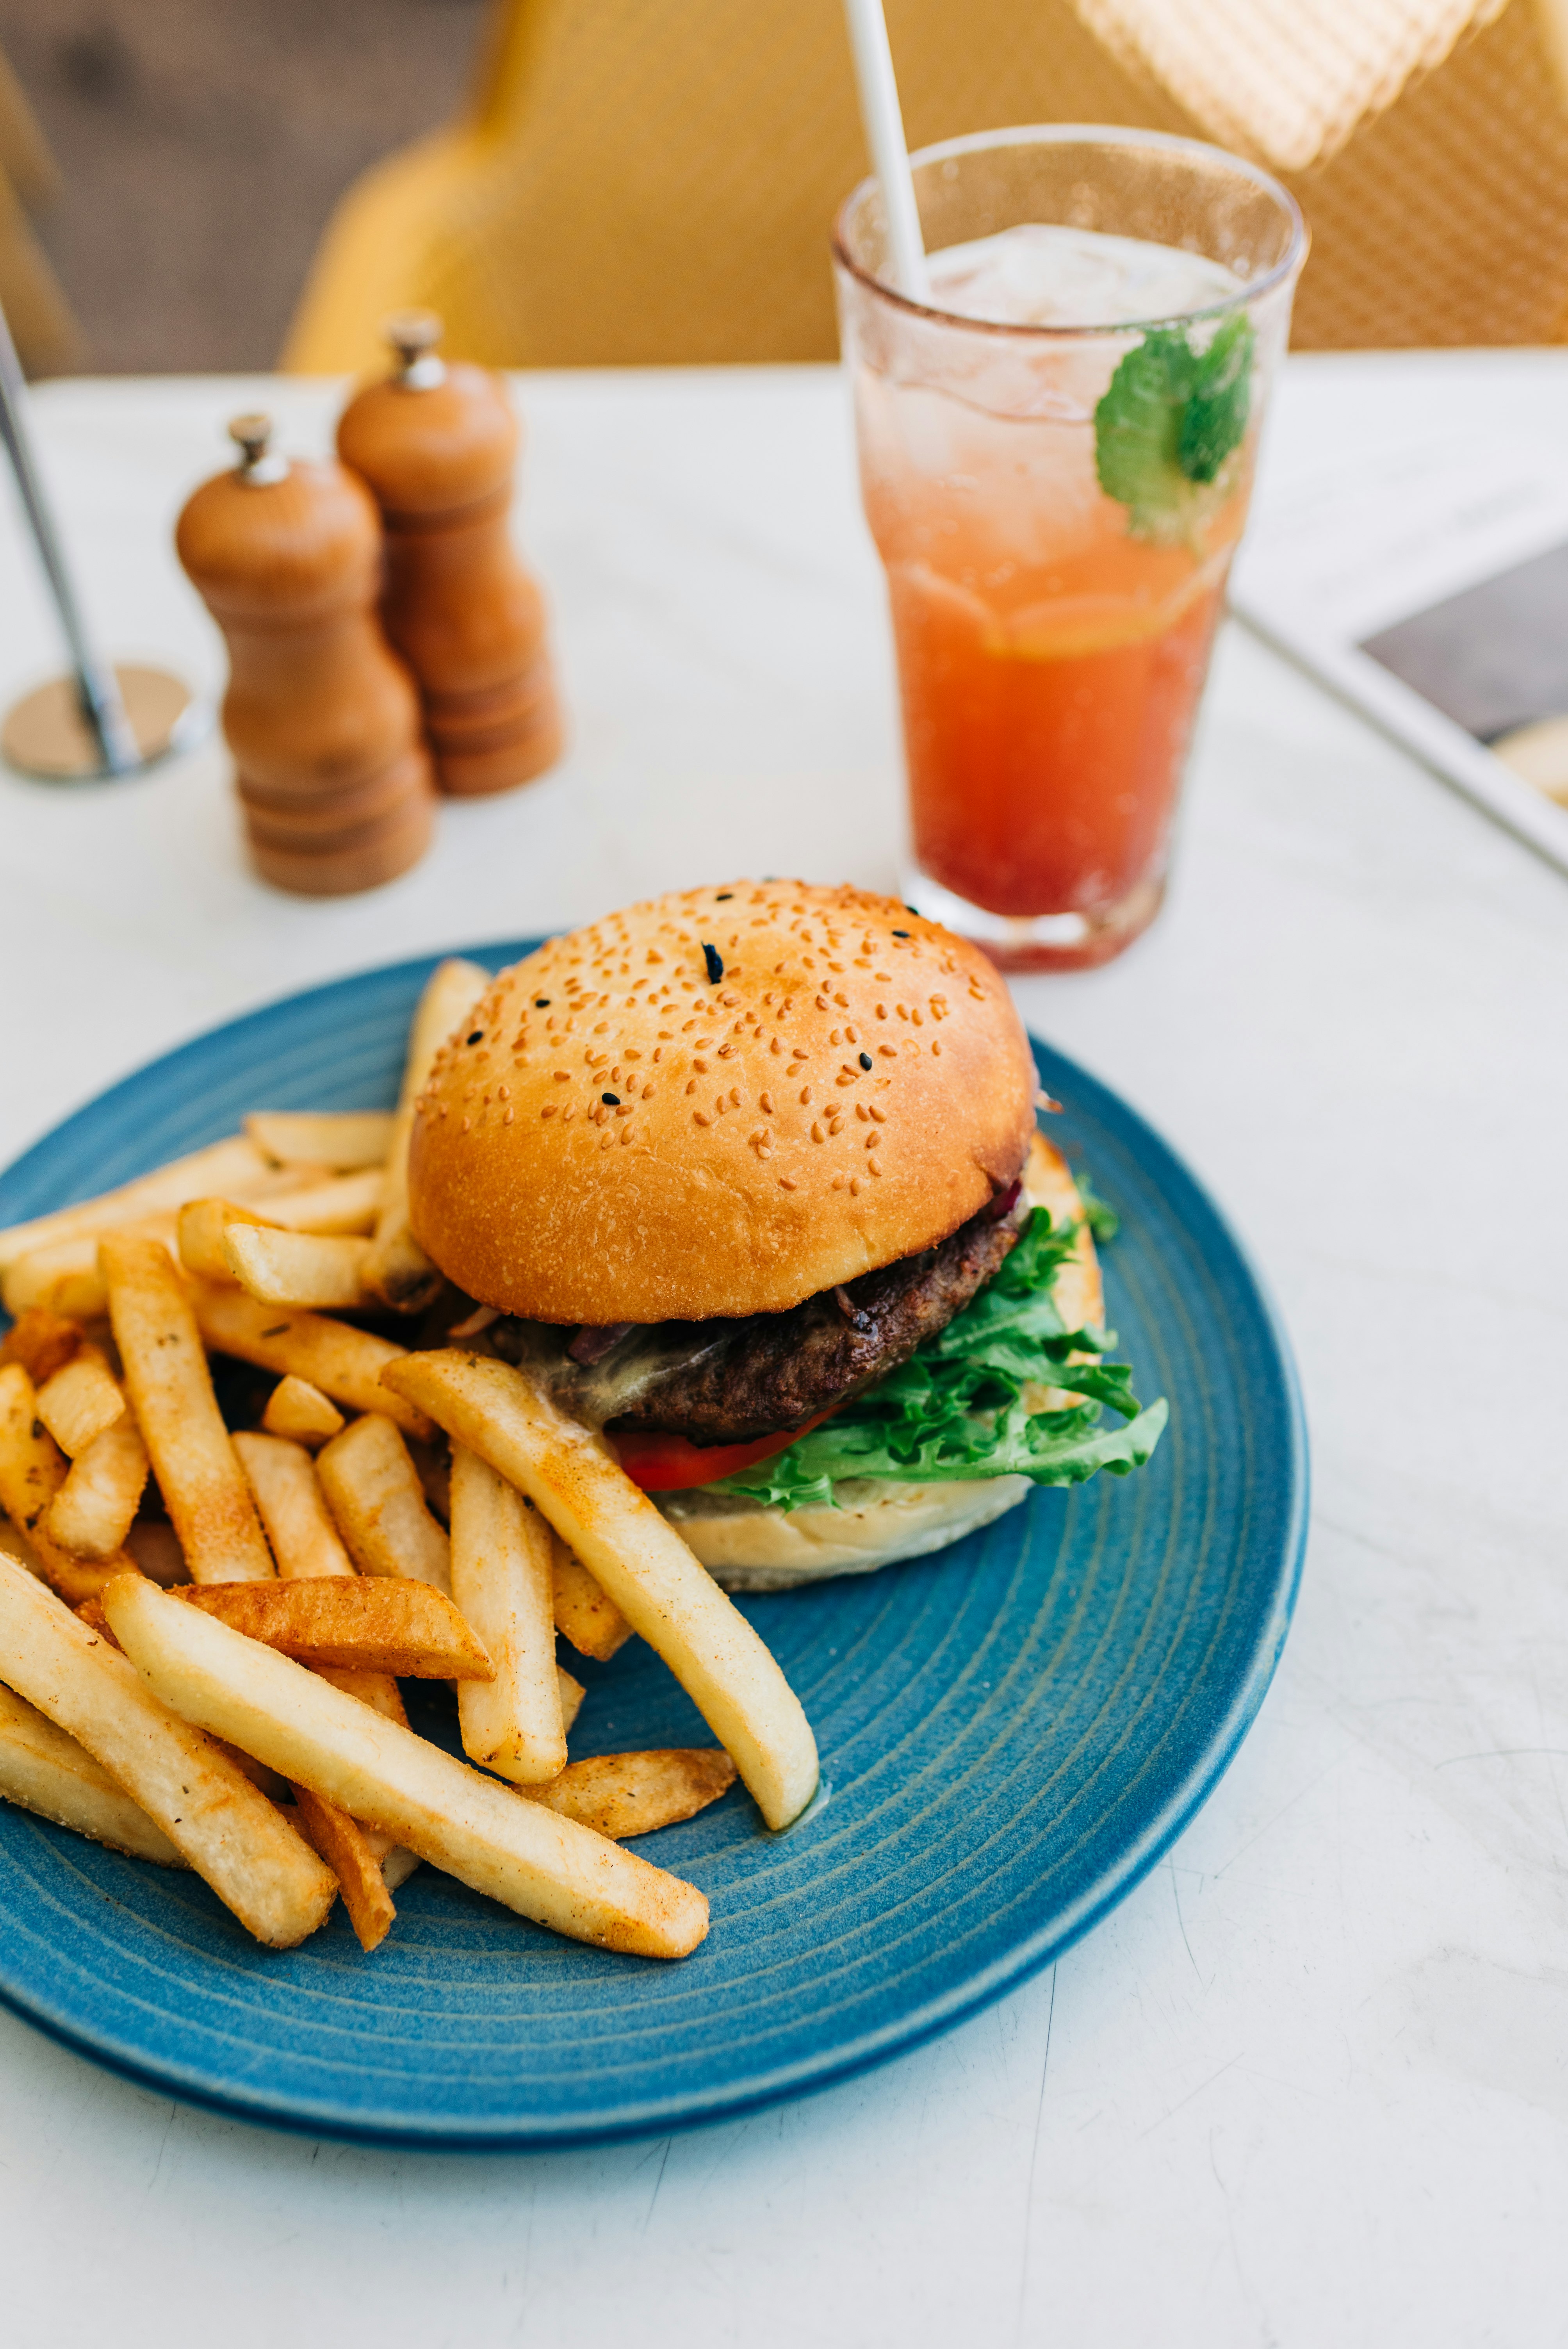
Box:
1;358;1566;2349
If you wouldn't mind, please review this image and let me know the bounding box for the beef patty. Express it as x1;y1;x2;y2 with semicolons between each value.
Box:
608;1182;1026;1445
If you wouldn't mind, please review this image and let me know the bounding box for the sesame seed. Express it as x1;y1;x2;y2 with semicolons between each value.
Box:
779;1176;797;1190
693;1111;711;1126
716;891;732;901
859;1052;872;1069
466;1030;483;1046
702;943;724;983
602;1092;620;1105
535;997;550;1007
892;929;909;938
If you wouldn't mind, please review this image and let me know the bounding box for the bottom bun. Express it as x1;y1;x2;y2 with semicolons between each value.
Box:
651;1130;1099;1590
658;1475;1033;1590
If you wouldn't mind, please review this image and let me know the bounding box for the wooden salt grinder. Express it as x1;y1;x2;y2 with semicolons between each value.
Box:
336;313;564;797
175;417;435;895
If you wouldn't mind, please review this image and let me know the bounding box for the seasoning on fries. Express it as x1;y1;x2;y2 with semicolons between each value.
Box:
383;1350;821;1831
449;1443;565;1784
189;1280;432;1435
260;1376;344;1447
101;1234;274;1584
223;1225;374;1310
317;1413;451;1592
165;1576;494;1679
0;1553;337;1945
523;1748;736;1840
0;1680;186;1866
103;1574;709;1959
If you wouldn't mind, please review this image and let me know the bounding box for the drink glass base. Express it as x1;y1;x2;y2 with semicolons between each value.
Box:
903;866;1166;973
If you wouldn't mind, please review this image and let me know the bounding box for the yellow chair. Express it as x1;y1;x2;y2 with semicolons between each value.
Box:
0;40;80;374
285;0;1568;371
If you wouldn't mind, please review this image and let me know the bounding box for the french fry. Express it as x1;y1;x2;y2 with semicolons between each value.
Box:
317;1413;451;1593
166;1576;494;1678
449;1444;564;1784
36;1347;125;1456
100;1235;274;1584
289;1781;397;1952
233;1429;354;1579
364;958;489;1312
224;1226;374;1310
177;1198;271;1283
383;1353;819;1830
258;1167;385;1234
524;1748;737;1839
179;1181;386;1289
0;1680;186;1865
315;1666;410;1725
0;1136;273;1276
551;1532;633;1662
189;1279;432;1437
0;1363;137;1602
260;1376;344;1447
0;1553;337;1944
232;1432;408;1731
245;1110;394;1170
0;1307;84;1384
44;1410;150;1561
4;1215;178;1321
558;1665;585;1735
104;1575;708;1958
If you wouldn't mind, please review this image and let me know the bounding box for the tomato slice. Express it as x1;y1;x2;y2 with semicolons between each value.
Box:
613;1410;835;1494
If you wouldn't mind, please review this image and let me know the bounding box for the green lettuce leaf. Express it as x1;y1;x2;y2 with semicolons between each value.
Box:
703;1198;1168;1514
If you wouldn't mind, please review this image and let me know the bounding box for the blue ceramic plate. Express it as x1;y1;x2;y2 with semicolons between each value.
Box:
0;945;1306;2148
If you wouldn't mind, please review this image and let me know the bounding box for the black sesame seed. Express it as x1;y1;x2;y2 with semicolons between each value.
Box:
602;1091;620;1105
891;929;909;938
904;904;919;915
535;997;550;1007
859;1052;872;1070
466;1030;484;1045
716;891;732;901
702;943;724;983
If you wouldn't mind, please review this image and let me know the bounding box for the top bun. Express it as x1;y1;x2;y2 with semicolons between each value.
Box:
408;880;1035;1324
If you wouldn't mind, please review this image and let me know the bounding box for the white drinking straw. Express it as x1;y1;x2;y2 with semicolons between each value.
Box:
842;0;931;303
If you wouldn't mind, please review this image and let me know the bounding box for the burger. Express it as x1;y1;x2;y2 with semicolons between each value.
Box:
408;880;1165;1588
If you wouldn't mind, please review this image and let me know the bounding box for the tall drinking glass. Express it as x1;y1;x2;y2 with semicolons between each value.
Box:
835;127;1306;970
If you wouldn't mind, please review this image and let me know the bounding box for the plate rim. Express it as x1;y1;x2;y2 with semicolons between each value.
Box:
0;943;1309;2149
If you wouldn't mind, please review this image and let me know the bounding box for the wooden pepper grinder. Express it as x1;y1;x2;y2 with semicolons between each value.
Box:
175;415;436;896
336;313;564;797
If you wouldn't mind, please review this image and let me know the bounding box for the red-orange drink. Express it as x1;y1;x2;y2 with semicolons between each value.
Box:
835;131;1305;970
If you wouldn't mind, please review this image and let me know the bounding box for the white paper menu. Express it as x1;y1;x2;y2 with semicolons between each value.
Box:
1229;352;1568;882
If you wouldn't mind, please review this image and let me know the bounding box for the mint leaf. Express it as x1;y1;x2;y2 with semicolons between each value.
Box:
700;1203;1168;1513
1095;312;1254;541
1178;313;1253;484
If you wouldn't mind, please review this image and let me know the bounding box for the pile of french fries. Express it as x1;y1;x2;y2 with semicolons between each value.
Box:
0;962;818;1963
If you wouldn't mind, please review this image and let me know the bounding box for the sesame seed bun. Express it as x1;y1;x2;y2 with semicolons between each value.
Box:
409;880;1035;1324
658;1134;1103;1586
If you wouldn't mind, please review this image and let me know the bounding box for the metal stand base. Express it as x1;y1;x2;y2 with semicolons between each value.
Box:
2;665;205;780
